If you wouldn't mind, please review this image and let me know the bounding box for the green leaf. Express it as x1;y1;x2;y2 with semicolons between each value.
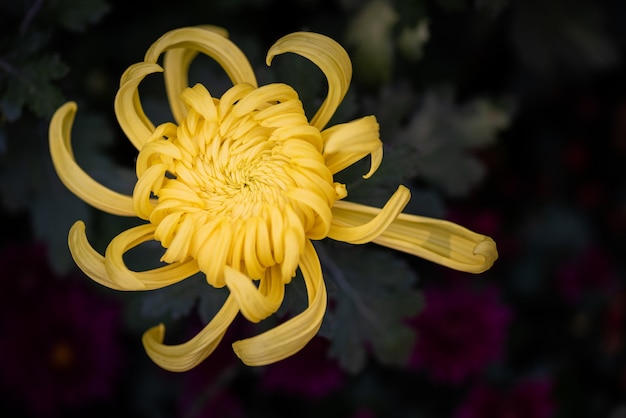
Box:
134;255;229;327
140;274;206;321
397;19;430;61
0;109;133;274
0;117;90;273
276;269;309;320
197;285;231;325
316;241;422;373
394;87;512;196
43;0;110;32
404;87;511;149
0;53;68;120
511;0;618;76
345;0;399;85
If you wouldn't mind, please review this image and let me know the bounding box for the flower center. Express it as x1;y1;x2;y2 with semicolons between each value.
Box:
133;82;345;286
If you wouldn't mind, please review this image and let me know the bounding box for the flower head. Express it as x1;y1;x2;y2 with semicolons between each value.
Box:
408;282;511;383
49;26;498;371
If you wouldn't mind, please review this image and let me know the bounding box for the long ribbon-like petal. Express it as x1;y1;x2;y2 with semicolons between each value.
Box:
267;32;352;130
49;102;135;216
115;63;163;150
163;25;230;123
68;221;199;290
145;26;257;89
232;239;327;365
142;295;240;372
322;115;383;178
105;223;157;289
331;201;498;273
328;185;410;244
224;266;284;323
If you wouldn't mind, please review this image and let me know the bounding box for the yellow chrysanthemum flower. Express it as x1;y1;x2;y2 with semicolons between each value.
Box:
49;26;497;372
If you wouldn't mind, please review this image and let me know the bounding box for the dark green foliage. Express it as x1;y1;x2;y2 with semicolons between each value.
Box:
42;0;110;32
317;241;422;373
0;0;110;121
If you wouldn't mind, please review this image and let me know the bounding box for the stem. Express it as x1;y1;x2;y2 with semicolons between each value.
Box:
182;365;239;418
0;57;16;75
19;0;45;35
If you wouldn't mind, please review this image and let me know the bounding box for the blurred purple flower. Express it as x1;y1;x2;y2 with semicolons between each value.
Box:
261;336;344;398
455;378;555;418
408;283;511;384
351;408;377;418
555;245;618;304
0;242;122;417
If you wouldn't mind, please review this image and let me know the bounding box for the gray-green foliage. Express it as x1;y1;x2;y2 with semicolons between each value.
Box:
511;0;618;76
317;241;422;373
42;0;110;32
0;0;111;270
0;0;109;121
395;86;512;197
0;52;68;121
0;110;133;273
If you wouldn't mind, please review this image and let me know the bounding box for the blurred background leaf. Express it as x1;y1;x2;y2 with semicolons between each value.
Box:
317;242;422;373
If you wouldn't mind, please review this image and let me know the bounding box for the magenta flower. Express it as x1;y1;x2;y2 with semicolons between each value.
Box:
408;282;511;384
555;245;618;304
0;243;122;417
455;378;555;418
260;335;345;398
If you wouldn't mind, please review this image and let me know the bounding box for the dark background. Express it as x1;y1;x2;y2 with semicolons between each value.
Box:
1;0;626;417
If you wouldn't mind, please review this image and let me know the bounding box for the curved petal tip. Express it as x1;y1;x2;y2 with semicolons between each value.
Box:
473;236;498;273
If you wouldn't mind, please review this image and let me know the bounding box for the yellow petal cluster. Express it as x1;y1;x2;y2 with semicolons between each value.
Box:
49;26;497;371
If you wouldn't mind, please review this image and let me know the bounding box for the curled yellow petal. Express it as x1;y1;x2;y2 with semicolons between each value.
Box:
115;62;163;150
181;84;219;121
144;26;257;89
328;185;410;244
331;201;498;273
287;187;333;239
142;295;240;372
224;266;284;323
133;163;168;220
104;223;199;289
49;102;135;216
68;221;199;290
322;115;383;178
233;83;299;117
232;239;327;366
267;32;352;130
163;25;230;123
